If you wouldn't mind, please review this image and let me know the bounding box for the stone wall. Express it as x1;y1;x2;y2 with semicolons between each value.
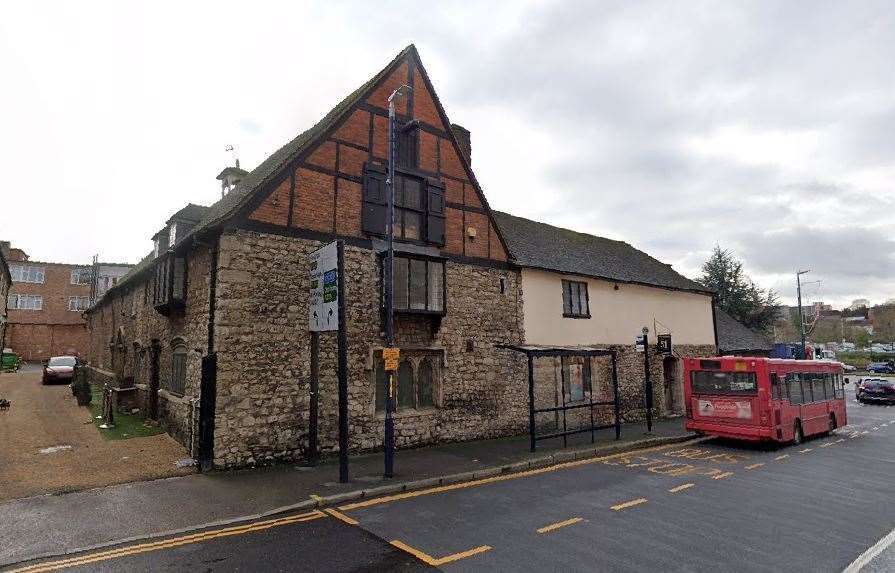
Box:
85;247;212;455
212;229;526;468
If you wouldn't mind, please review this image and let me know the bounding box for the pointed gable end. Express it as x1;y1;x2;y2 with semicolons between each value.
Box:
230;45;510;264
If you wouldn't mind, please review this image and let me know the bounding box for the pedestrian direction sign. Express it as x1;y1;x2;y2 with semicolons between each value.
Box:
309;241;339;332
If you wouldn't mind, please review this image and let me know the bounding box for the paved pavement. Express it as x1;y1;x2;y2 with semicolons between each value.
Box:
0;413;685;567
8;388;895;572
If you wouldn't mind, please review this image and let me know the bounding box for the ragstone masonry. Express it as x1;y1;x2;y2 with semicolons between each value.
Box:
212;230;525;467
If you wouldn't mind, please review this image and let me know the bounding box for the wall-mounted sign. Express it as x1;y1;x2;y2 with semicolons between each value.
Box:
309;241;339;332
656;334;672;354
635;335;646;353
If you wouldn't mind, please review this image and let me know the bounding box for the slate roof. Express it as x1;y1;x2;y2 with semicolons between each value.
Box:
88;46;417;310
493;211;711;294
714;307;774;353
183;45;416;245
167;203;210;224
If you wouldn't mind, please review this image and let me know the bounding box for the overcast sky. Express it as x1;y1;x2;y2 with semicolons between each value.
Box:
2;1;893;308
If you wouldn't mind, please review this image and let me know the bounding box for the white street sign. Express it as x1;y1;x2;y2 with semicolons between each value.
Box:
309;241;339;332
634;336;646;353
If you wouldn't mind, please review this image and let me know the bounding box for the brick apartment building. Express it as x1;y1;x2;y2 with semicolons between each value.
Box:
0;246;10;351
2;242;131;361
86;46;717;469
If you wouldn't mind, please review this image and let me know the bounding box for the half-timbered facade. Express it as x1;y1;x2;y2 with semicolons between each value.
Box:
86;46;526;468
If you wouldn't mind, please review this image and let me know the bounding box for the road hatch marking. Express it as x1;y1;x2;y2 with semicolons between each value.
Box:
390;540;491;566
712;472;734;480
835;438;845;443
799;448;813;453
669;483;695;493
611;498;648;511
537;517;583;533
820;442;834;448
745;463;765;470
774;454;790;460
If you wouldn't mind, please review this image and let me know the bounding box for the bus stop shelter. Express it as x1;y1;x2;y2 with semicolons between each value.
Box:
498;344;621;452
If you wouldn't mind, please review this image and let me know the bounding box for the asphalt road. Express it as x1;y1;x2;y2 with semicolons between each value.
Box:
10;386;895;573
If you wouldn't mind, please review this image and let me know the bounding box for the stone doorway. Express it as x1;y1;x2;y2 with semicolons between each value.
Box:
663;356;682;415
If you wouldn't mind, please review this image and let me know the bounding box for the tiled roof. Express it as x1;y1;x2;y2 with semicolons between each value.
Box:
167;203;210;224
493;211;711;294
183;45;416;244
714;307;774;353
89;46;417;310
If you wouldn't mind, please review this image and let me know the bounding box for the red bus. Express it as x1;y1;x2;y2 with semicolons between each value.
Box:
683;357;847;445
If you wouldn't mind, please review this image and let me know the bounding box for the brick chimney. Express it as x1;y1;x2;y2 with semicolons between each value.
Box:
451;124;471;165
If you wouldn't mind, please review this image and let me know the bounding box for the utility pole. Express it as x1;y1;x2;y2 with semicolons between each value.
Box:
383;84;411;479
796;270;810;360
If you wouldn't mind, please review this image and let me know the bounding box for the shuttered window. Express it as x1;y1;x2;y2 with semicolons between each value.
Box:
361;165;445;246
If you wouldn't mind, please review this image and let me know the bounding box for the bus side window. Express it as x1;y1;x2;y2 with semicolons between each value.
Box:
771;373;781;400
787;373;802;405
824;373;834;400
812;374;825;402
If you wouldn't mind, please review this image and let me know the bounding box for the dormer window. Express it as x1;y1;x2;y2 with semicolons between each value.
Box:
169;223;177;247
153;239;160;259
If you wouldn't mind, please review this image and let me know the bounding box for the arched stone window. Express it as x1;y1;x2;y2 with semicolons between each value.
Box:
417;359;435;408
397;361;415;409
168;340;187;396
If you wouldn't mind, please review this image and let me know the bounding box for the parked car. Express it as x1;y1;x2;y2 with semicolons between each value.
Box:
866;362;895;374
857;378;895;404
42;356;77;384
842;363;857;372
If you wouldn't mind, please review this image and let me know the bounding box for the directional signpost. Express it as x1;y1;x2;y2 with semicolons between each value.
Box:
309;242;339;332
308;241;349;482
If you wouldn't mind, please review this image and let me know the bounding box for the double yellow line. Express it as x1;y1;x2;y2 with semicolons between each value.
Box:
10;510;325;573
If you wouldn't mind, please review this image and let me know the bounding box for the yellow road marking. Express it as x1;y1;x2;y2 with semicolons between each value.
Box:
611;498;648;511
668;483;695;493
10;511;325;573
390;540;491;566
820;442;834;448
774;454;789;460
799;448;813;453
537;517;583;534
338;439;706;512
745;463;764;470
712;472;734;480
325;508;359;526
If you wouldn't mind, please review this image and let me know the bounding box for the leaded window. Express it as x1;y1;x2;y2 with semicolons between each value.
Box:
562;280;590;318
385;256;446;314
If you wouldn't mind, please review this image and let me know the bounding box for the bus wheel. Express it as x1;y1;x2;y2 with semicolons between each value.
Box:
792;421;803;446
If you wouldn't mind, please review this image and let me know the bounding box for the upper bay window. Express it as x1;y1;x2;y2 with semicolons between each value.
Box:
562;280;590;318
385;255;446;314
362;164;445;246
152;253;186;316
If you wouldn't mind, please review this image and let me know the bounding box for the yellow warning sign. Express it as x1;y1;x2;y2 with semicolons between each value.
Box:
383;347;400;371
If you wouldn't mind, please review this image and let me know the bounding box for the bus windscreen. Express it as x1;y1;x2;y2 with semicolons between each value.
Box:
690;371;757;395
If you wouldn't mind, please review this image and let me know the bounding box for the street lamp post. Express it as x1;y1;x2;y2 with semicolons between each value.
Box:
796;270;810;360
383;84;411;479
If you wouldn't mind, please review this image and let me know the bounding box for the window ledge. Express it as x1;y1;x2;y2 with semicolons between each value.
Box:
375;407;439;419
563;313;591;319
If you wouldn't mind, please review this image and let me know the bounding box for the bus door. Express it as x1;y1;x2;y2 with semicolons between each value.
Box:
770;373;783;437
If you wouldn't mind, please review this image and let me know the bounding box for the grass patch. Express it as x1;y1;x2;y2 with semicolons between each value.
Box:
89;385;165;440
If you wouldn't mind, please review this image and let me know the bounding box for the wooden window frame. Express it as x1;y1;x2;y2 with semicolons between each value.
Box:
562;280;591;319
380;254;447;316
